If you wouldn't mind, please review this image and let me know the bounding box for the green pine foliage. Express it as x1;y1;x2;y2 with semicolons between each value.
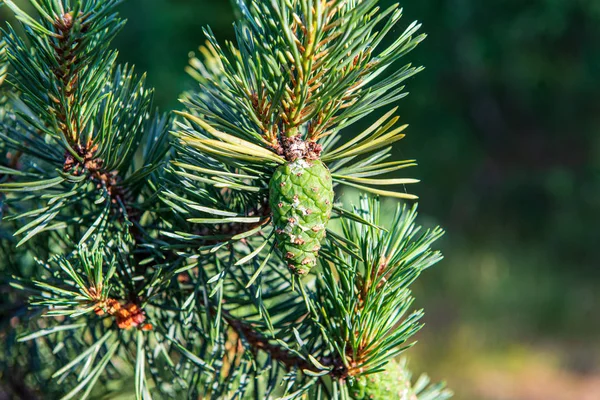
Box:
0;0;453;399
0;0;170;398
0;0;170;247
170;0;422;277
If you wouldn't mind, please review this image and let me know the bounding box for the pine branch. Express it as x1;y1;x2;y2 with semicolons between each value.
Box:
179;0;423;193
0;4;171;396
166;0;425;280
223;310;315;373
0;1;170;247
3;0;124;147
309;197;445;387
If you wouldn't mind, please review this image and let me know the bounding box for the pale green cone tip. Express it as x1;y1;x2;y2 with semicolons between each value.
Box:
350;359;414;400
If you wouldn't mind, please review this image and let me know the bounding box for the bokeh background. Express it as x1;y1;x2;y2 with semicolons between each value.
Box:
2;1;599;399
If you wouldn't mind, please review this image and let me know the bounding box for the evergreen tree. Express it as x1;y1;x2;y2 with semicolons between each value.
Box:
0;0;453;399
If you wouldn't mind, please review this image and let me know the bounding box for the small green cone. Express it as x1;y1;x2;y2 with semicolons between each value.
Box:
269;159;334;275
350;359;413;400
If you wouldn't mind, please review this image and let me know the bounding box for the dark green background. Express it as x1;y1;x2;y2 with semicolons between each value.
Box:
3;1;600;398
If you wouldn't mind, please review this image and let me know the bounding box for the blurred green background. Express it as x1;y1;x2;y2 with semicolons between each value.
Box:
3;1;600;398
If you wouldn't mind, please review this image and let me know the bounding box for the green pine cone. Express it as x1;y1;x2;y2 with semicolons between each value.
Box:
350;360;413;400
269;159;334;275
